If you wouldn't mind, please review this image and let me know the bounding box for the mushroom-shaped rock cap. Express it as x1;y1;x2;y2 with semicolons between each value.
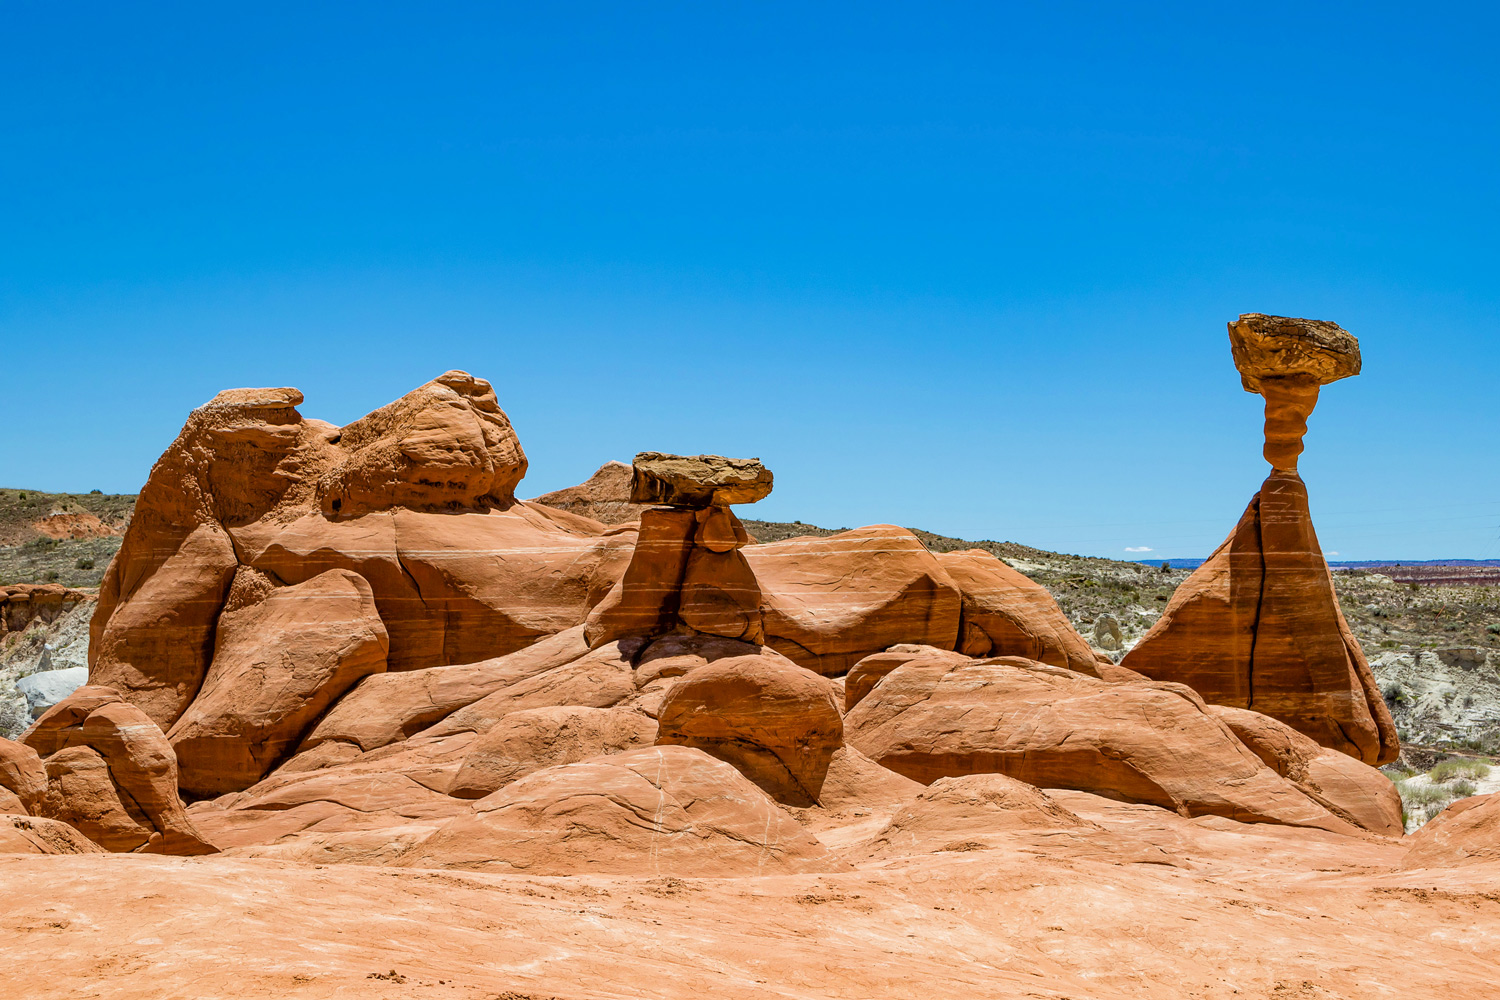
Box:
1228;314;1360;393
629;452;773;507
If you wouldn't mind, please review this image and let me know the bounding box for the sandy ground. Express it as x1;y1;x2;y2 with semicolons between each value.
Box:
4;794;1498;1000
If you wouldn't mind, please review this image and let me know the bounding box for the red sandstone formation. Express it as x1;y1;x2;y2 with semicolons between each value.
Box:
7;364;1481;998
10;688;213;854
529;459;646;524
656;651;844;806
844;652;1363;832
401;745;843;876
1122;315;1398;765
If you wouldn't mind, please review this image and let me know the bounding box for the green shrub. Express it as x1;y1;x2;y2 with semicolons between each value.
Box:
1449;779;1479;798
1429;759;1491;783
75;557;95;570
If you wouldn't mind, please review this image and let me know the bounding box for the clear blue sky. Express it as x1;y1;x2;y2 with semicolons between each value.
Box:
3;2;1497;560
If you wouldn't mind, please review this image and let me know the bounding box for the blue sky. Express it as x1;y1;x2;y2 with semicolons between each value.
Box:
3;2;1497;559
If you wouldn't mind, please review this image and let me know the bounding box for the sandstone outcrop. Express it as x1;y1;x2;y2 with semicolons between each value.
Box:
744;525;962;674
656;652;843;805
1402;793;1500;868
1121;316;1397;765
401;745;842;876
167;569;389;796
935;549;1103;675
0;813;106;855
844;644;971;711
17;689;213;854
448;705;656;798
865;773;1099;857
86;373;634;735
1208;705;1402;835
302;625;590;752
530;460;646;524
584;453;767;648
844;653;1357;831
1;584;93;640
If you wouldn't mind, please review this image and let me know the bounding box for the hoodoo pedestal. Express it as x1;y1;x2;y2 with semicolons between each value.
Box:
1122;314;1399;765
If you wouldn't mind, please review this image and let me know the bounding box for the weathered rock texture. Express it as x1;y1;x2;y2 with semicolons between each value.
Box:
1120;317;1397;766
448;705;656;799
402;745;841;876
86;373;635;734
585;453;767;648
745;526;963;675
844;653;1357;832
15;689;213;854
656;652;843;806
529;460;646;524
628;453;773;507
167;569;389;796
936;549;1103;675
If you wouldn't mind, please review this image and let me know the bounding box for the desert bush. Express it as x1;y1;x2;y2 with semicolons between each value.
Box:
75;557;94;569
1429;759;1491;783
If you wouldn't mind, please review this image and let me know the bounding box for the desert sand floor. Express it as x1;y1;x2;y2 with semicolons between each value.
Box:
4;793;1497;1000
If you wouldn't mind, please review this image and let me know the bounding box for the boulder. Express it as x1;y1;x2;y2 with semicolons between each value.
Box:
1093;613;1123;651
400;745;842;876
24;692;214;854
312;370;527;516
21;685;127;758
935;549;1102;676
303;626;590;752
449;706;657;798
744;525;963;675
844;654;1356;832
1209;705;1402;836
16;666;88;720
628;453;773;507
845;644;971;712
656;653;843;806
1227;313;1361;394
167;570;389;796
0;737;46;814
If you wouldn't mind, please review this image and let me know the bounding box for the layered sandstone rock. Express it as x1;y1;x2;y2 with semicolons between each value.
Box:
18;689;213;854
448;706;657;799
866;773;1099;857
584;453;767;648
1121;316;1397;765
0;584;93;640
1402;793;1500;868
87;372;634;738
1208;705;1402;835
0;813;106;855
167;569;390;796
401;745;842;876
744;526;963;675
302;626;590;752
656;652;843;806
529;460;645;525
935;549;1103;675
844;653;1357;832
